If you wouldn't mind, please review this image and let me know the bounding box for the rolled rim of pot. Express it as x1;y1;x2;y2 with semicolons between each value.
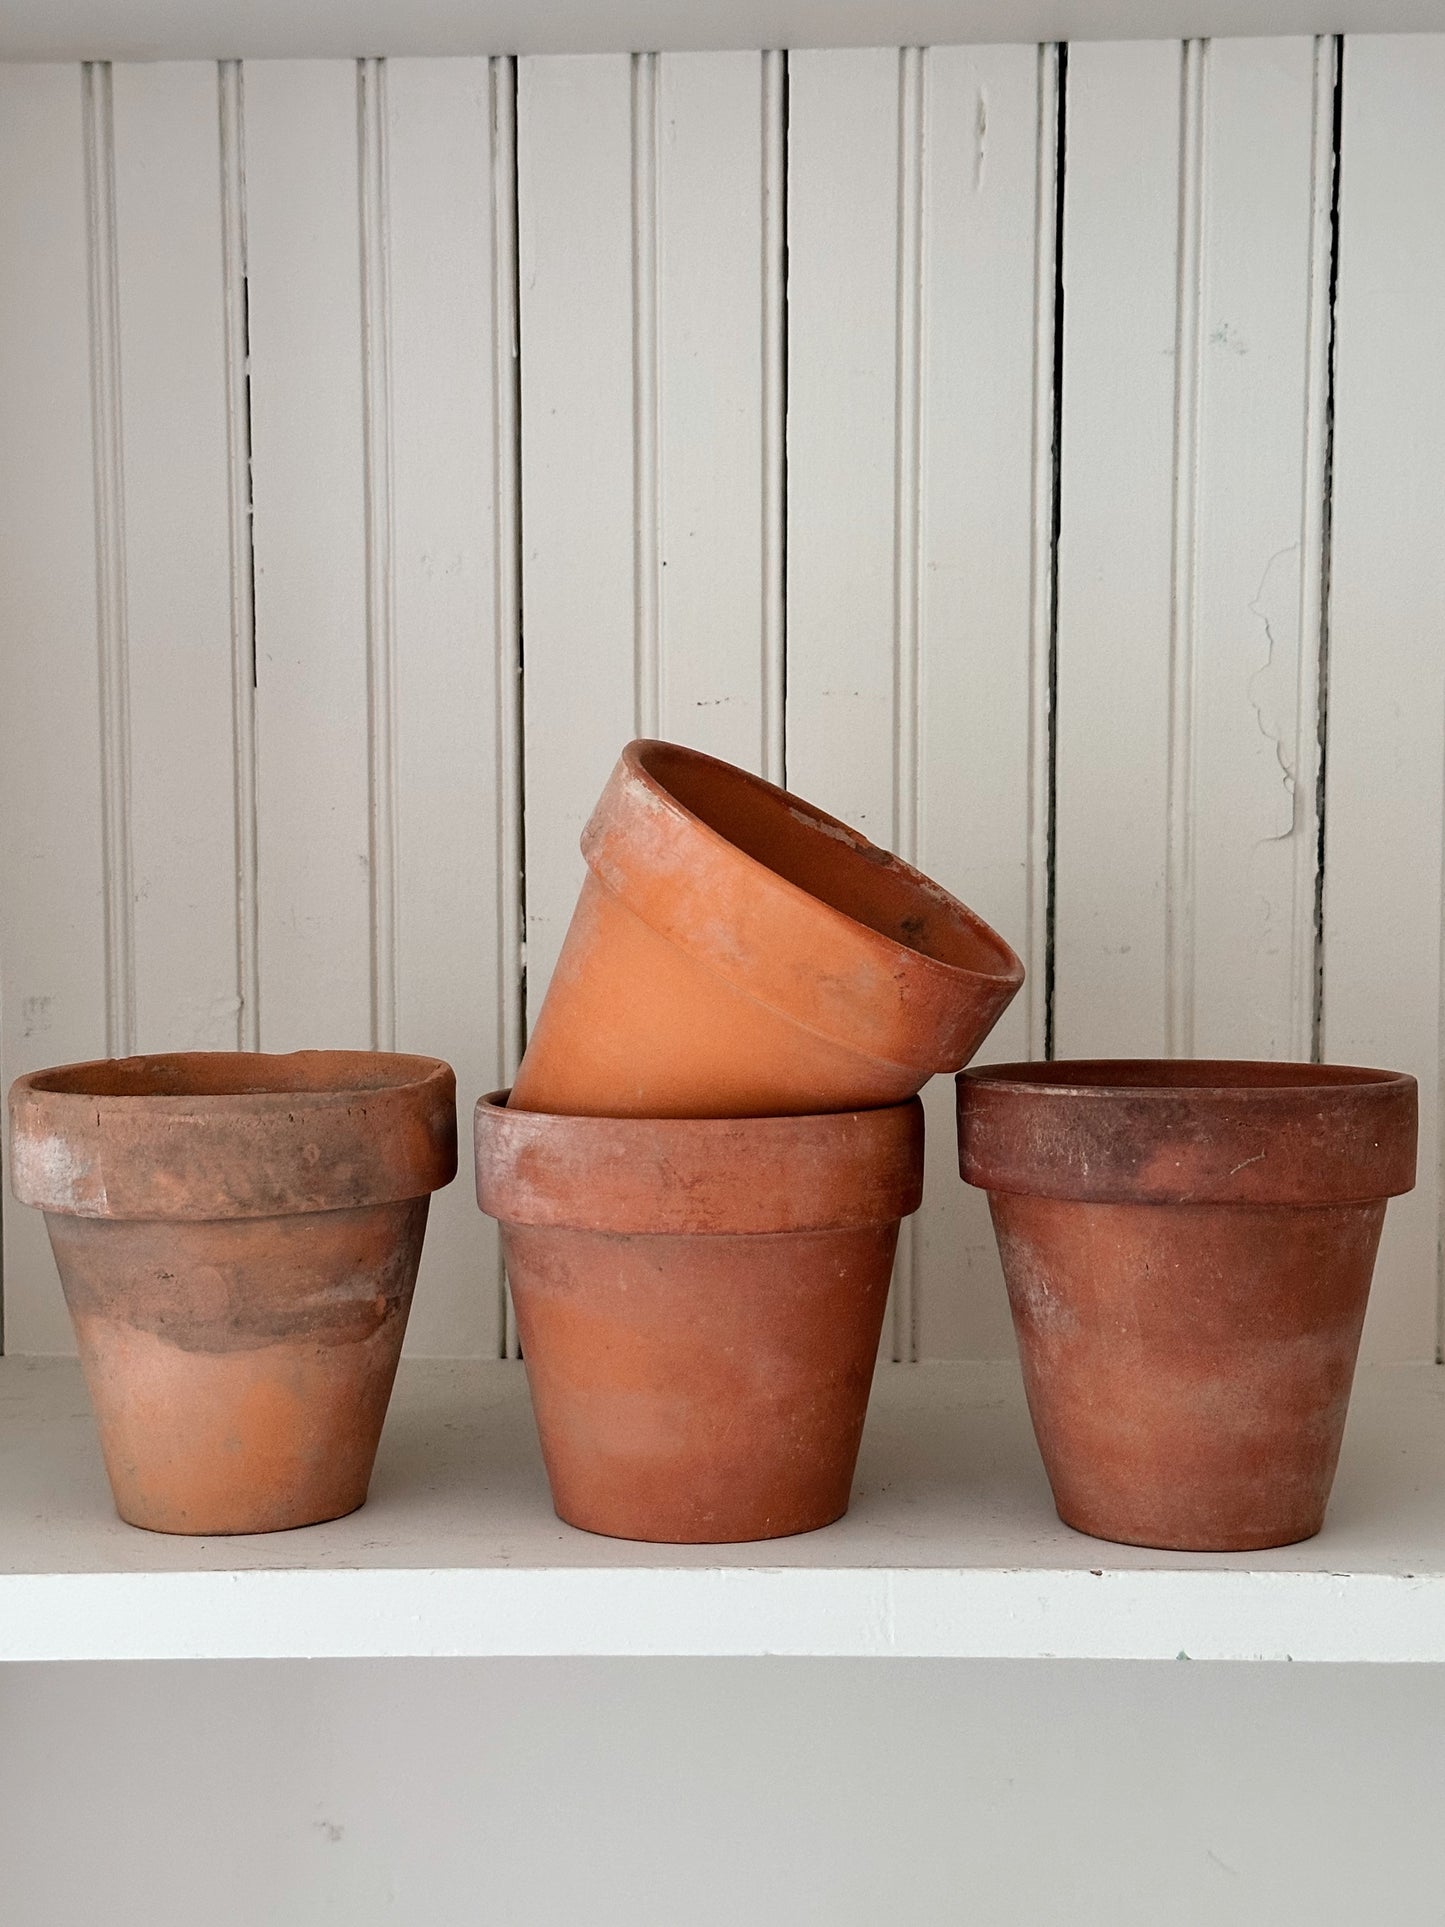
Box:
9;1050;458;1220
956;1059;1417;1208
580;740;1024;1076
475;1090;924;1234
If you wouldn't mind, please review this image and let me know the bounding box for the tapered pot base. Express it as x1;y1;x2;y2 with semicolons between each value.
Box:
1051;1502;1326;1556
52;1199;428;1535
506;1221;895;1545
991;1192;1385;1554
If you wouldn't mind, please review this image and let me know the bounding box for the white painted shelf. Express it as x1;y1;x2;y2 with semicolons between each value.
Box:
4;1356;1445;1663
3;1;1441;63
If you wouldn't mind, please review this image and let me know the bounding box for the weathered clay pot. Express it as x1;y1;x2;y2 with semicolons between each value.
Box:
957;1060;1417;1552
509;740;1023;1117
476;1090;924;1542
9;1050;457;1535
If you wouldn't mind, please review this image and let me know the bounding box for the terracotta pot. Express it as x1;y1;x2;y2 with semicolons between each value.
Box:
957;1060;1417;1552
476;1091;924;1542
509;739;1023;1117
9;1050;457;1535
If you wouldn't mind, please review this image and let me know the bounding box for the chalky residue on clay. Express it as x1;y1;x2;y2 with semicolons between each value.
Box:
9;1050;457;1536
958;1059;1417;1553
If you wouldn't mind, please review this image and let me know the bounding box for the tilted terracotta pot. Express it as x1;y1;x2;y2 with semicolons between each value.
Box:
9;1050;457;1535
509;739;1023;1118
957;1060;1418;1552
476;1091;924;1542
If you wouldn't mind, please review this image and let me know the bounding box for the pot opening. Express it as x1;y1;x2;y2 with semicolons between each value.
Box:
965;1059;1406;1095
26;1050;438;1102
638;741;1020;983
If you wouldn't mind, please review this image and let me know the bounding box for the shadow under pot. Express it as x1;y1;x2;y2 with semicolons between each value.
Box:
956;1060;1418;1553
475;1092;924;1543
9;1050;457;1535
508;738;1023;1118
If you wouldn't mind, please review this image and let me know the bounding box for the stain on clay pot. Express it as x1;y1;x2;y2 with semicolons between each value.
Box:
509;740;1023;1117
476;1091;924;1542
957;1060;1418;1552
9;1051;457;1535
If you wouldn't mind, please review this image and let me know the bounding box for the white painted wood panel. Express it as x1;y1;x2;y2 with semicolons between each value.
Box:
0;65;108;1354
516;55;637;1022
385;57;517;1354
1055;38;1330;1072
1324;34;1445;1362
243;60;374;1052
1187;36;1332;1063
785;47;901;844
110;62;245;1057
653;51;780;774
518;52;781;1029
1052;39;1183;1057
912;44;1056;1361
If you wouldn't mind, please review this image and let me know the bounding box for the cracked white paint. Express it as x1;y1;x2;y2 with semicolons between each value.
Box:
1245;541;1303;845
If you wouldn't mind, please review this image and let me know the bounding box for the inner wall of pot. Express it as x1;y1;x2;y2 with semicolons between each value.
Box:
969;1060;1405;1094
27;1051;437;1102
640;743;1014;981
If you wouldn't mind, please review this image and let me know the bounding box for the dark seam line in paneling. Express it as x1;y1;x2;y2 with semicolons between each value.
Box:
1313;35;1344;1086
219;59;261;1052
1043;41;1067;1063
497;54;526;1359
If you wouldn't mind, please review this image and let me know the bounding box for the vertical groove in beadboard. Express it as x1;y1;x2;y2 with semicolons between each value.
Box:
360;56;399;1055
631;51;662;741
219;59;260;1053
1042;41;1067;1062
891;44;925;1366
492;54;525;1362
1027;43;1061;1063
1297;34;1338;1064
83;61;135;1060
1165;39;1206;1059
761;49;788;787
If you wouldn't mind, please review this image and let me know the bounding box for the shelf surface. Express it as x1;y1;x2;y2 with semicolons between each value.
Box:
3;0;1443;62
3;1355;1445;1662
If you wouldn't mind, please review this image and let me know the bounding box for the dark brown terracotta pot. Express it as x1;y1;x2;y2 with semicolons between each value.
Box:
9;1051;457;1535
476;1091;924;1543
957;1060;1418;1552
509;739;1023;1118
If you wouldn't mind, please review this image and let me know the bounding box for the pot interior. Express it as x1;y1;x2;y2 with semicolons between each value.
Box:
966;1059;1405;1095
26;1050;437;1102
639;741;1018;982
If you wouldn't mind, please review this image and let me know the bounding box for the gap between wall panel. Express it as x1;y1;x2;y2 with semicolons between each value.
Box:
493;54;526;1361
83;60;136;1065
359;56;400;1058
218;59;261;1055
761;48;788;789
1042;42;1067;1064
890;44;925;1364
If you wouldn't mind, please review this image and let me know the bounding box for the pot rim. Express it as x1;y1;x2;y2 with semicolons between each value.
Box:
581;740;1024;1074
10;1049;458;1220
956;1058;1418;1206
11;1047;452;1108
475;1089;924;1234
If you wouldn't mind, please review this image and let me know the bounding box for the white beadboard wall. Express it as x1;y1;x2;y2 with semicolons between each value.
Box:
0;37;1441;1363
